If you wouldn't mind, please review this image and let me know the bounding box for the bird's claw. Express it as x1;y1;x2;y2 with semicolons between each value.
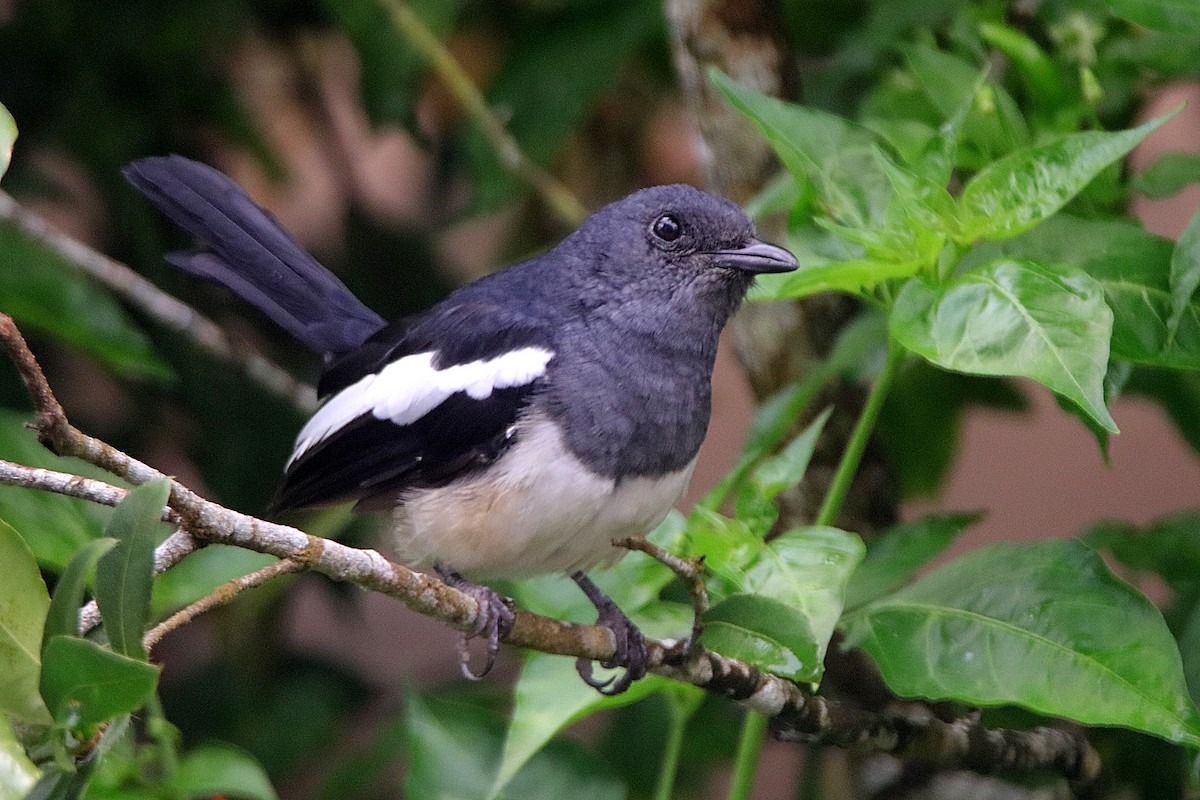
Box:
572;573;648;696
437;567;515;680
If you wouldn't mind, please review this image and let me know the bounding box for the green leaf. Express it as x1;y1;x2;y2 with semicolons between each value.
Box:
39;636;158;730
763;256;921;300
1130;151;1200;198
467;0;661;213
42;538;117;652
0;410;115;570
0;518;52;725
0;101;15;181
734;408;831;535
0;716;39;799
94;479;171;661
878;361;1026;497
1084;512;1200;598
405;690;623;800
171;744;277;800
842;539;1200;746
0;224;173;382
844;513;981;610
963;215;1200;370
489;653;673;799
890;259;1117;432
902;43;1029;160
1170;205;1200;342
1126;366;1200;458
1105;0;1200;34
701;594;819;681
152;545;277;617
956;111;1176;242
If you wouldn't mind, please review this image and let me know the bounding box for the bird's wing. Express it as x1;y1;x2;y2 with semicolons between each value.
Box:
273;301;555;511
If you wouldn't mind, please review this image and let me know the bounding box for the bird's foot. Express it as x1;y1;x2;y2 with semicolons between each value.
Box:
436;566;515;680
571;572;647;696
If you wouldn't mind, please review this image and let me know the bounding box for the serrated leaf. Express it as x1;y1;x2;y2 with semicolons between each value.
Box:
94;479;171;660
844;513;981;610
39;636;158;730
956;111;1176;242
171;744;277;800
1105;0;1200;34
701;594;819;681
0;716;39;799
42;538;117;653
0;518;51;725
842;539;1200;746
890;259;1117;432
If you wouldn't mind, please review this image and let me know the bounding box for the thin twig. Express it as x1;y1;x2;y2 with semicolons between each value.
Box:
0;312;1101;784
616;535;708;662
0;191;317;412
143;557;304;650
379;0;587;227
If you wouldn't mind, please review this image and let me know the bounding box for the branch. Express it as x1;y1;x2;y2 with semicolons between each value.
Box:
0;191;317;412
616;535;708;662
379;0;586;227
0;313;1100;784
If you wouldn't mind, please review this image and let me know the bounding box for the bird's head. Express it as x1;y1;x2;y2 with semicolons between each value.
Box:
567;184;797;316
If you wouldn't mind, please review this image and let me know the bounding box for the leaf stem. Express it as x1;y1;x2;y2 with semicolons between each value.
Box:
653;699;691;800
815;341;904;527
728;711;768;800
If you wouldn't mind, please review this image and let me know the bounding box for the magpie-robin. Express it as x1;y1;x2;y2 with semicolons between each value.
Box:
123;155;798;694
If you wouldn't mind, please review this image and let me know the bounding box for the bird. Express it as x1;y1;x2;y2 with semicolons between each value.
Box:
123;154;798;694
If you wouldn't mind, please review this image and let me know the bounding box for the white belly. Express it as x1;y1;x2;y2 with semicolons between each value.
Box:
390;416;695;580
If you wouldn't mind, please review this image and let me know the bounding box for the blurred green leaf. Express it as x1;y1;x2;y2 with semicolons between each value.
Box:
734;407;830;535
956;111;1175;242
1130;151;1200;198
1169;205;1200;342
0;101;15;180
1084;512;1200;598
95;478;171;661
0;716;39;799
171;743;277;800
878;361;1027;498
467;0;660;212
489;654;673;799
890;259;1117;432
39;636;158;730
1126;366;1200;458
0;517;52;725
0;411;115;570
701;593;819;681
42;537;116;652
325;0;457;128
0;224;173;382
151;545;277;618
405;689;623;800
842;540;1200;746
844;512;982;610
1104;0;1200;34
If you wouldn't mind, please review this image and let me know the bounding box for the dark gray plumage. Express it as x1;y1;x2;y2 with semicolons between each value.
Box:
124;155;797;694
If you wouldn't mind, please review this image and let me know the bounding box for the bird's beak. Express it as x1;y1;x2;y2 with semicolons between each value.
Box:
709;238;799;274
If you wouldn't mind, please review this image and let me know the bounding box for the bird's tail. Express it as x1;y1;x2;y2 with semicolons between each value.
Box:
123;155;385;355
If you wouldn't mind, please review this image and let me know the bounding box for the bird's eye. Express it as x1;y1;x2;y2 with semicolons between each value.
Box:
651;213;683;242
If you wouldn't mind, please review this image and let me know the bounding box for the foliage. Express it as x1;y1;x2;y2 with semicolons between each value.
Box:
2;0;1200;798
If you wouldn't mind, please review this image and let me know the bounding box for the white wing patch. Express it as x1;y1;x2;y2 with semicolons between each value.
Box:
289;347;554;463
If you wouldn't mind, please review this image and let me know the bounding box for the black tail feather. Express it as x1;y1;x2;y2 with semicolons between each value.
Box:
123;155;385;355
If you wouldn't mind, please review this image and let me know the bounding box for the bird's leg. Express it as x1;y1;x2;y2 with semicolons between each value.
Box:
571;572;648;695
435;565;515;680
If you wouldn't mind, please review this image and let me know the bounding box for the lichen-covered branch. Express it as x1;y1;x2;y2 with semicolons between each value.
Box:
0;312;1099;784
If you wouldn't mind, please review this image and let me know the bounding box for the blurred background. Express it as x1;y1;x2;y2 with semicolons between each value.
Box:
1;0;1198;797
